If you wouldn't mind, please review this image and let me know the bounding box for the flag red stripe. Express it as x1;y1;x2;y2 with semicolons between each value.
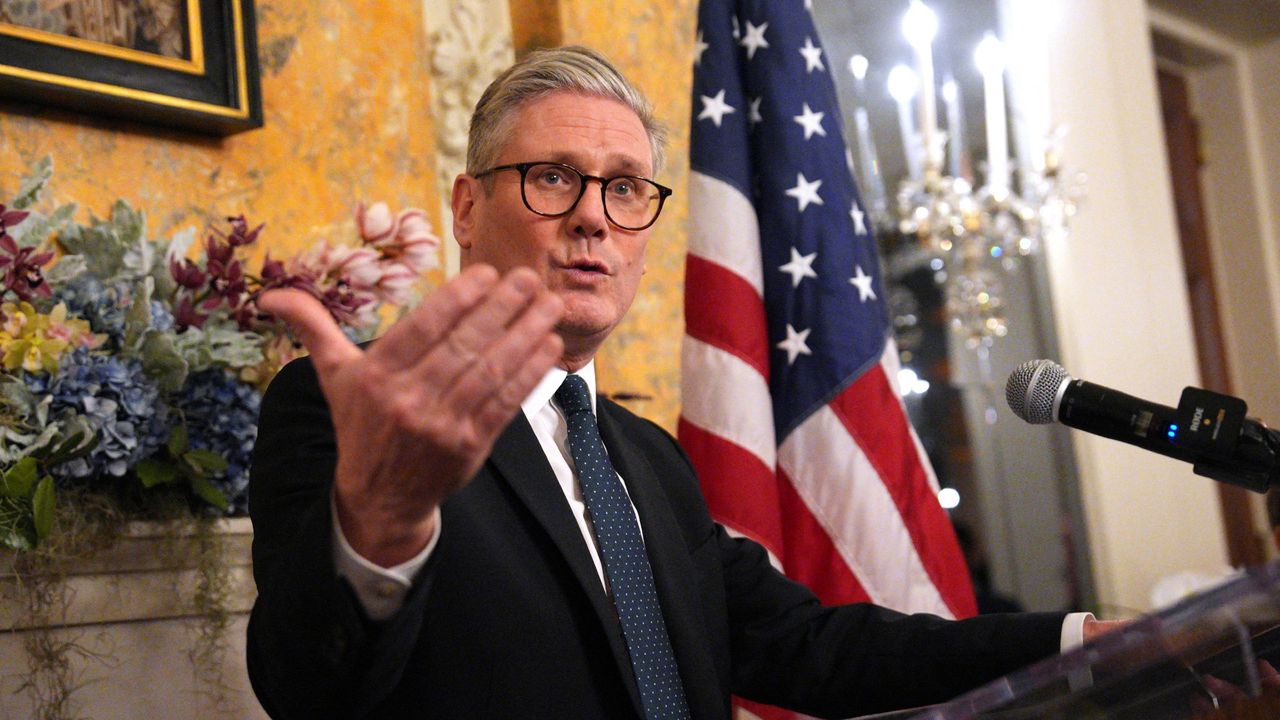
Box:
684;253;771;378
681;418;876;607
679;417;785;562
777;396;952;615
775;467;873;606
735;696;796;720
828;365;977;618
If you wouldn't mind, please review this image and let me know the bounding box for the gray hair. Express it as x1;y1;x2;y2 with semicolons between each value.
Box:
466;45;667;177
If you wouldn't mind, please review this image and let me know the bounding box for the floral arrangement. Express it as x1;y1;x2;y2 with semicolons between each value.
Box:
0;158;438;549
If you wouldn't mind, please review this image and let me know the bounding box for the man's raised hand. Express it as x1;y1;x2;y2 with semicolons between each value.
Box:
257;265;564;566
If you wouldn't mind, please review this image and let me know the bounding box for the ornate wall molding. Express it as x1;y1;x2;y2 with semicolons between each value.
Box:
422;0;515;274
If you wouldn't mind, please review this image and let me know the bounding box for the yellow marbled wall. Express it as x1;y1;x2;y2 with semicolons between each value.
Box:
0;1;444;276
544;0;699;432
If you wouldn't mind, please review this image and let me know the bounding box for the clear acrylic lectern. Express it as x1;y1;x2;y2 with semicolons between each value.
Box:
893;561;1280;720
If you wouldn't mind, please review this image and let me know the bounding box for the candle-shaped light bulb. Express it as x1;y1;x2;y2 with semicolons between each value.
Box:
888;64;918;104
849;53;869;98
848;54;886;219
902;1;940;173
941;77;966;179
902;1;938;48
974;33;1005;81
975;33;1009;195
889;64;923;182
849;54;869;81
941;79;957;103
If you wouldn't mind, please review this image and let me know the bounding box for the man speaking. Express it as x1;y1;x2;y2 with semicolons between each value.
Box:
247;46;1105;720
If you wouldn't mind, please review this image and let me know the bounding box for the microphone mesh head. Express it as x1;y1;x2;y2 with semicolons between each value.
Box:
1005;359;1072;424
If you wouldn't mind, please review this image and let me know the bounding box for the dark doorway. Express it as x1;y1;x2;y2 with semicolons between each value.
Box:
1156;67;1266;567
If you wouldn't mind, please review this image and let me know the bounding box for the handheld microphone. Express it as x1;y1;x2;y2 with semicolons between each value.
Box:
1005;359;1280;493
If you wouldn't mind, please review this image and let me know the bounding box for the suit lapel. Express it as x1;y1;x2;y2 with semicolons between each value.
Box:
486;414;645;716
597;403;724;720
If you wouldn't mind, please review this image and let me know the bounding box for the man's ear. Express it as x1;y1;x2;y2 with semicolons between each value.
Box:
451;174;479;249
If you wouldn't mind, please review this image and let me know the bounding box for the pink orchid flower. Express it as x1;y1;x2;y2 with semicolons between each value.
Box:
357;202;398;245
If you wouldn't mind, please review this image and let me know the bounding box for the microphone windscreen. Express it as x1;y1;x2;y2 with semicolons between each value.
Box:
1006;359;1071;425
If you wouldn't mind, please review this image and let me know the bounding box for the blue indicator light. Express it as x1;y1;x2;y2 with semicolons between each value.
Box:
1170;424;1178;431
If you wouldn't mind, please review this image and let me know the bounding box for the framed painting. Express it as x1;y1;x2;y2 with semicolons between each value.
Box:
0;0;262;135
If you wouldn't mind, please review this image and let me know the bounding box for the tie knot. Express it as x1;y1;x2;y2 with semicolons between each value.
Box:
554;374;593;417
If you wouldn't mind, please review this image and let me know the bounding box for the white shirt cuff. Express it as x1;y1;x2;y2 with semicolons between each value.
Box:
332;499;441;621
1061;611;1096;690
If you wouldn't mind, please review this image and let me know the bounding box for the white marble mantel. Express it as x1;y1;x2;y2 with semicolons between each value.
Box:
0;517;268;719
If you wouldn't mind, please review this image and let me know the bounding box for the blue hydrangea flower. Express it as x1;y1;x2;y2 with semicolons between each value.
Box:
150;300;175;333
54;275;132;347
172;369;260;514
27;349;170;481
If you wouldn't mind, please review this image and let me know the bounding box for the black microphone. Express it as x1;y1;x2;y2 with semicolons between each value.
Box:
1005;359;1280;493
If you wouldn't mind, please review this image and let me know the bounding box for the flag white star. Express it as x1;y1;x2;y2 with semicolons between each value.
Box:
850;202;867;234
799;36;825;73
777;324;813;364
698;89;736;127
740;20;769;60
731;15;740;41
748;96;763;125
804;0;813;10
785;173;824;212
850;265;877;302
793;102;826;140
694;30;709;67
778;247;819;287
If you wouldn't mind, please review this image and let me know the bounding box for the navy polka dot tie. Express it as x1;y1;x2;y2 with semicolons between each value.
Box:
555;374;691;720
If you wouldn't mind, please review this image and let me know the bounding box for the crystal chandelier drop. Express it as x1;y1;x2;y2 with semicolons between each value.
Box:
853;2;1084;351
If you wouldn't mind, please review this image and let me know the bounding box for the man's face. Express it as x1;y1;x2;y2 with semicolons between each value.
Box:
453;91;654;365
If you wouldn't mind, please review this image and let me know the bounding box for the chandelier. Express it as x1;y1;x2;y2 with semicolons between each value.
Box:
849;1;1084;351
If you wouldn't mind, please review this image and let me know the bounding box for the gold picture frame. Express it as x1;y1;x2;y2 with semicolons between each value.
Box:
0;0;261;135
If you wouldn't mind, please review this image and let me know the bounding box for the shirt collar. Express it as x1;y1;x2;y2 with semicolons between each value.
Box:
522;360;598;417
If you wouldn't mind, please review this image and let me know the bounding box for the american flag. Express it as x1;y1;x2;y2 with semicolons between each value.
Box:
679;3;977;713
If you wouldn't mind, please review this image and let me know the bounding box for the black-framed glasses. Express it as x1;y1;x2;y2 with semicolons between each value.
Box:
473;162;673;231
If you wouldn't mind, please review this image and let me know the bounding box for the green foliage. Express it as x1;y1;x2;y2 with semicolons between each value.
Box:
11;202;76;249
0;426;96;550
0;457;56;549
32;475;54;539
139;331;190;392
4;455;38;496
9;155;52;210
0;378;61;465
57;200;153;285
136;458;178;488
39;252;85;286
172;322;266;374
0;457;41;549
136;426;230;512
189;475;230;512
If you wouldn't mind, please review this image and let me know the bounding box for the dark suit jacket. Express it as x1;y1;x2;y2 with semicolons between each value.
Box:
247;358;1066;719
